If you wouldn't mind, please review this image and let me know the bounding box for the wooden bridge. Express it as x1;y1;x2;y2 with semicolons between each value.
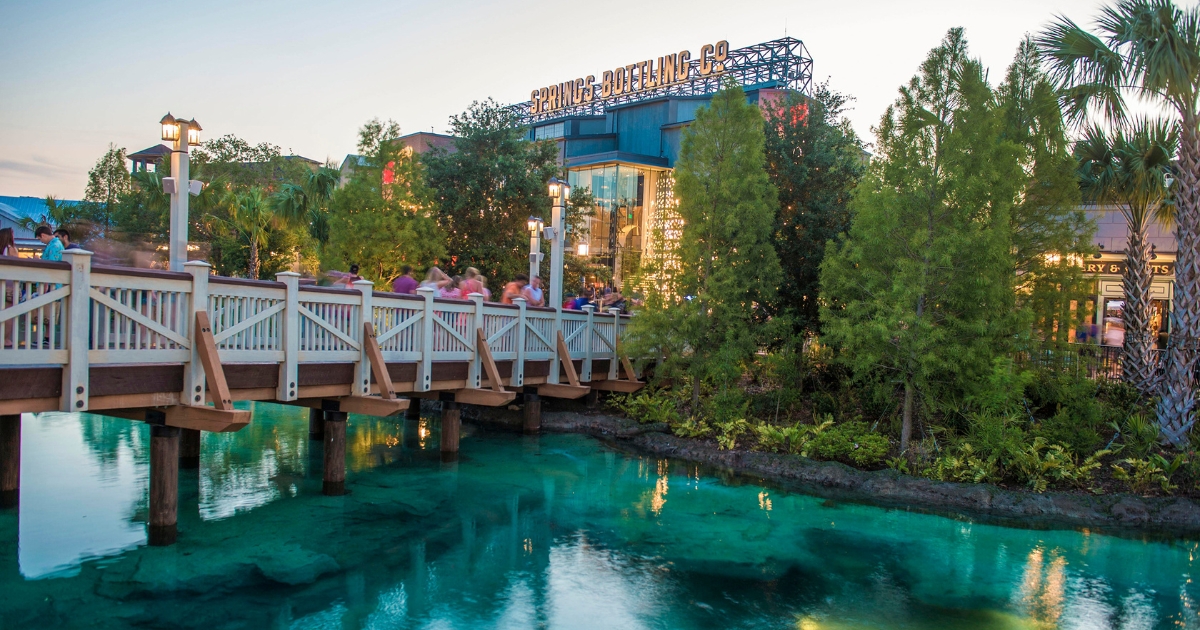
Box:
0;250;641;544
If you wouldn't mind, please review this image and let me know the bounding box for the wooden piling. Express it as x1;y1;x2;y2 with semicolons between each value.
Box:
323;411;347;496
523;392;541;434
149;424;180;546
405;399;422;420
0;415;19;509
585;390;599;408
440;402;461;462
309;408;325;441
178;428;201;469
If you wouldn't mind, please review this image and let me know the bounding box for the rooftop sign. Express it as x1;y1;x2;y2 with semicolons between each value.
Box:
530;41;730;116
514;38;815;125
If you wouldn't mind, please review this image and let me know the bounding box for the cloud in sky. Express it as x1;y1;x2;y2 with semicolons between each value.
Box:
0;0;1115;199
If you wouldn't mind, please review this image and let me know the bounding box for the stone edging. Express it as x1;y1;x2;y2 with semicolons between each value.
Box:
468;405;1200;537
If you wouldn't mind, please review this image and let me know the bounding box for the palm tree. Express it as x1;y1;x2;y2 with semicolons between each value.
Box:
1076;120;1177;397
1039;0;1200;446
271;166;339;250
222;187;276;280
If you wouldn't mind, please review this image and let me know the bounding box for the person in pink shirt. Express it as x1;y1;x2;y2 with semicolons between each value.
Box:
459;267;483;297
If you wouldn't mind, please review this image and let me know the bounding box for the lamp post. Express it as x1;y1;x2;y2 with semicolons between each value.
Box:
527;216;544;280
160;113;203;272
547;177;570;311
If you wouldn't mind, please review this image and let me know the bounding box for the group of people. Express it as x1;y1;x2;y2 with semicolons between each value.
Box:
384;264;626;312
0;225;79;262
389;265;548;306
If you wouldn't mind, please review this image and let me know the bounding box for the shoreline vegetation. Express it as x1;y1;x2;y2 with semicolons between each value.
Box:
465;402;1200;538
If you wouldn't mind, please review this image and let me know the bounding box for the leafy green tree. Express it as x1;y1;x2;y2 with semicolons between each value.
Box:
631;82;782;409
424;99;558;282
324;119;445;288
221;187;276;279
820;29;1021;452
1075;119;1177;396
998;38;1095;345
83;143;131;230
109;169;170;251
272;165;340;250
762;84;865;336
1038;0;1200;444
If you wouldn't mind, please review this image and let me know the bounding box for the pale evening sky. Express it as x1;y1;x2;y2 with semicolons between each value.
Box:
0;0;1115;200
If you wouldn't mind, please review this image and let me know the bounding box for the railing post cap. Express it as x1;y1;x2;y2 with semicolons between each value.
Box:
183;260;211;268
582;304;595;312
352;279;374;288
416;286;435;294
61;249;93;257
466;292;484;299
276;271;301;278
513;297;527;304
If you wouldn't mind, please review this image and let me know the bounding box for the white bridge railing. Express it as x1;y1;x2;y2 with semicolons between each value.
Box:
0;250;630;412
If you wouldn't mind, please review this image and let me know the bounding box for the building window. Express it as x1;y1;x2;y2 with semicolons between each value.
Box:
534;122;565;140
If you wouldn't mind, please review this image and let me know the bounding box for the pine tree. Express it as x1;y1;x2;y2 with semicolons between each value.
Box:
820;29;1021;452
998;38;1094;346
762;84;865;336
631;82;782;408
83;143;131;232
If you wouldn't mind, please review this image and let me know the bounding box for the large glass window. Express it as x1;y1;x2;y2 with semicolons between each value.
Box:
567;164;653;285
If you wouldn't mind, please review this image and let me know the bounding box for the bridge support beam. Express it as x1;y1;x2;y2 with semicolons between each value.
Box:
523;391;541;434
323;411;347;496
149;424;180;546
179;428;201;469
309;408;325;441
0;415;19;509
440;401;460;462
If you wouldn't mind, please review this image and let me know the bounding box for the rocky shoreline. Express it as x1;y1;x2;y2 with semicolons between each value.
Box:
465;404;1200;538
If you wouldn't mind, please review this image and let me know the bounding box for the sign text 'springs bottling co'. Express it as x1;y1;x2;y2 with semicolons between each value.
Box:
530;41;730;115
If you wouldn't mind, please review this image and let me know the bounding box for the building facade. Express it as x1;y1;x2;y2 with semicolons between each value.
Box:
512;37;813;286
1083;206;1177;348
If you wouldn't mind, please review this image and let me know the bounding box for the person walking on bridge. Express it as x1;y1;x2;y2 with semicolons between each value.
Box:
522;276;545;307
501;274;528;305
392;265;417;294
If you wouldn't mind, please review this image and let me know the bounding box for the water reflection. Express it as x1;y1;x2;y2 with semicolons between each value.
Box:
2;405;1200;629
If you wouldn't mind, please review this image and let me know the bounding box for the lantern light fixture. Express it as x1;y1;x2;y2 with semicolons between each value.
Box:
576;242;589;256
160;113;202;146
160;113;179;142
186;119;202;146
528;216;543;234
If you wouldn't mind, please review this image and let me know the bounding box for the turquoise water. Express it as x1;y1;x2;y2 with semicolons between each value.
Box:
1;404;1198;629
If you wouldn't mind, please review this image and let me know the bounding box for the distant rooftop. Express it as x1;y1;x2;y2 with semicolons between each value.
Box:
0;195;83;224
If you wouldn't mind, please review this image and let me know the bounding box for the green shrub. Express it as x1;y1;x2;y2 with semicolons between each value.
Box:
1113;411;1159;458
963;412;1027;461
919;443;1000;484
715;418;751;450
1111;454;1183;494
612;391;681;425
672;417;713;439
808;421;889;467
1032;408;1103;455
1009;438;1109;493
753;416;834;455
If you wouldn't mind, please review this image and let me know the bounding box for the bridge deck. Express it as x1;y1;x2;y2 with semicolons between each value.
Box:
0;251;640;429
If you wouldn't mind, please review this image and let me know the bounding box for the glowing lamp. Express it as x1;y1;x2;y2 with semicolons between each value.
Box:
186;119;202;146
160;113;179;142
548;176;562;198
576;242;589;256
527;217;543;234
